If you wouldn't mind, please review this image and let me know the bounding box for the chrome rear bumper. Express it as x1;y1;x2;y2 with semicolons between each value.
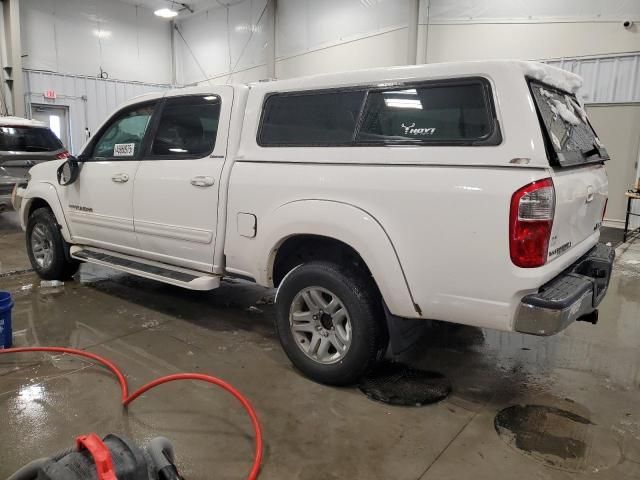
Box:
514;243;615;336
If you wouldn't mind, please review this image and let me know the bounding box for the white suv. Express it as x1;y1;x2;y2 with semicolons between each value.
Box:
15;61;614;385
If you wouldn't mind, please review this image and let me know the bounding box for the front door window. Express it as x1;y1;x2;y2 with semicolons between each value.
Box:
91;104;155;159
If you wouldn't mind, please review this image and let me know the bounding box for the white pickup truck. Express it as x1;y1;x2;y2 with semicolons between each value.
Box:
14;60;614;385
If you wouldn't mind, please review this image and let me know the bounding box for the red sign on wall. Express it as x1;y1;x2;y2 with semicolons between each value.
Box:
44;90;57;100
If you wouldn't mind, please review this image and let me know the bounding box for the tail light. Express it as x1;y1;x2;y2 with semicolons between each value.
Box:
55;151;70;159
509;178;555;268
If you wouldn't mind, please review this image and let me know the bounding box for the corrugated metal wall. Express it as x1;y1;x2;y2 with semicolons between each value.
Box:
24;70;171;154
544;52;640;104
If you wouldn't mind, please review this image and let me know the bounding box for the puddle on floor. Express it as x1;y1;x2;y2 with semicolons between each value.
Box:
495;404;621;473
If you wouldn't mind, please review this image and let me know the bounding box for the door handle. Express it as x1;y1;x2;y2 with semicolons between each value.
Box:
190;176;215;187
586;185;595;203
111;173;129;183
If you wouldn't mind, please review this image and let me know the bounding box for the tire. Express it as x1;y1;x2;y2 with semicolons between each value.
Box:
26;207;79;280
275;261;387;386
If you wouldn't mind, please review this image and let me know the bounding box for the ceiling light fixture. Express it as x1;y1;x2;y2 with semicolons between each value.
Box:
154;7;179;18
93;29;112;39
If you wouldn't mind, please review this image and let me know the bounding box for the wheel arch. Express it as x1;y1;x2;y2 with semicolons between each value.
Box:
260;199;420;318
21;182;72;242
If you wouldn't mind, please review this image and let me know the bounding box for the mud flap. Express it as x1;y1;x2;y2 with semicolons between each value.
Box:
383;303;431;356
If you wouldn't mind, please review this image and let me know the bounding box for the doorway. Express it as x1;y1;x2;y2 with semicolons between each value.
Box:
586;104;640;228
31;104;71;151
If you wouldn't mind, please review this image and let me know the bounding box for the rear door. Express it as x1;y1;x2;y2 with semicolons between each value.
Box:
529;81;609;262
132;88;232;272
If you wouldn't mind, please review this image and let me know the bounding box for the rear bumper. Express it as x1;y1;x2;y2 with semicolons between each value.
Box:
514;243;615;336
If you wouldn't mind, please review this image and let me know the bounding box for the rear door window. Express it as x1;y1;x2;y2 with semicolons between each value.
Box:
149;95;221;158
258;90;366;146
357;80;498;145
0;126;63;152
529;80;608;167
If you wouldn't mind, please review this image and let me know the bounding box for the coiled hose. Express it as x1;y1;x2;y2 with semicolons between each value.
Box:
0;346;263;480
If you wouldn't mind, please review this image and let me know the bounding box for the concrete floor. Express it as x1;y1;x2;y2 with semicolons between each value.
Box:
1;210;640;479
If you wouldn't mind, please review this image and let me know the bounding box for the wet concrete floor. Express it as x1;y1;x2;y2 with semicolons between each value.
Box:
1;211;640;479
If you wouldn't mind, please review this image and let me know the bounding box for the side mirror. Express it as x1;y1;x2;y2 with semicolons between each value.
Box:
57;157;81;186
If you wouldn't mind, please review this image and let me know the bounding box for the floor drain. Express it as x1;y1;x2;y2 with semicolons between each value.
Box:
495;404;621;473
358;361;451;406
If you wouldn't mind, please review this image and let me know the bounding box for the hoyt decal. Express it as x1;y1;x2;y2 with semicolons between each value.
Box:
401;123;436;136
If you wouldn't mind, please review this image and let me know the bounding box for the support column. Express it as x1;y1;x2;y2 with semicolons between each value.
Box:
2;0;25;117
266;0;276;79
406;0;419;65
170;20;177;85
416;0;429;64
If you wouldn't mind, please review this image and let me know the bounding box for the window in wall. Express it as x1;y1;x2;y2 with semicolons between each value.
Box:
150;95;221;157
357;81;496;145
258;90;366;146
92;103;155;159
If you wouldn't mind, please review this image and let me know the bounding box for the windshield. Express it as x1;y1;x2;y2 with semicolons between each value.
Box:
0;126;63;153
528;80;609;167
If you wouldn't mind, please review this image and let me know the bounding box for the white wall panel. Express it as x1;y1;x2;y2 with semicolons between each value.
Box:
176;0;271;85
277;0;410;58
176;0;638;85
20;0;172;84
24;70;170;155
176;9;230;84
276;27;407;79
420;0;640;23
230;0;269;71
423;22;639;64
276;0;308;58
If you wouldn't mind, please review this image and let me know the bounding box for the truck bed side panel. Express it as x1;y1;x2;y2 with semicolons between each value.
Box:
224;162;592;331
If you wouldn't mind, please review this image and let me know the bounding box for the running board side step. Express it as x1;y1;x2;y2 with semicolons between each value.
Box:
70;246;221;290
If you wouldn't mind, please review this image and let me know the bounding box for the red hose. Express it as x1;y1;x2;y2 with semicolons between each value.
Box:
0;346;263;480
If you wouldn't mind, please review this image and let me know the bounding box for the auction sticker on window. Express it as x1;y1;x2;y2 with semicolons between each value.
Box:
113;143;135;156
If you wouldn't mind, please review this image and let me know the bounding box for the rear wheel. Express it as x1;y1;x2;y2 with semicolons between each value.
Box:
275;261;387;385
26;207;79;280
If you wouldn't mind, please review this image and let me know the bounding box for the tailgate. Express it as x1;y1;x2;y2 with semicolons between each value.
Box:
527;79;609;262
549;164;607;262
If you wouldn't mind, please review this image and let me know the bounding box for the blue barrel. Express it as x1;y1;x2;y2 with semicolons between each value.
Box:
0;291;13;349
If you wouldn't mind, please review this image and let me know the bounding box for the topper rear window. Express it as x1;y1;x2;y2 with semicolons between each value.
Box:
528;80;609;167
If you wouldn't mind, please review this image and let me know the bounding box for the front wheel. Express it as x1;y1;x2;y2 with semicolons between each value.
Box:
26;207;79;280
275;261;387;385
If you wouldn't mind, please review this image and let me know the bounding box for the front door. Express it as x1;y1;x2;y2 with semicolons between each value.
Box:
61;101;157;251
133;88;232;272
